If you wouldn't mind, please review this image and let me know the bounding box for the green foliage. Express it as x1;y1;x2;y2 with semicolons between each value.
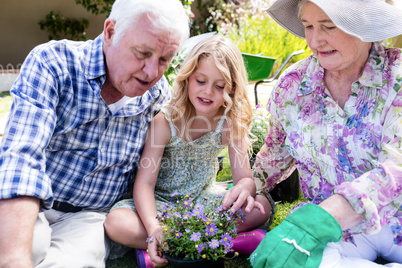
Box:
0;92;12;116
216;148;231;182
38;11;89;41
75;0;114;16
164;50;186;87
250;105;270;156
157;195;245;261
227;16;311;76
74;0;194;18
216;106;270;181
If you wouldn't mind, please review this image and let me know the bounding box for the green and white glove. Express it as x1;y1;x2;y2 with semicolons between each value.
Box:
249;204;342;268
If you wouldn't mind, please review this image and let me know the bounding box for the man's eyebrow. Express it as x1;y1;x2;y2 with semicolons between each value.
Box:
134;45;176;58
166;51;177;58
136;45;154;52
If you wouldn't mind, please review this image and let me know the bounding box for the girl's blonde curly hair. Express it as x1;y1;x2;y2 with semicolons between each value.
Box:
166;34;253;151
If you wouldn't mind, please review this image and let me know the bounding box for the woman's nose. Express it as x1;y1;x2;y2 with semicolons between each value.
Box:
309;30;326;49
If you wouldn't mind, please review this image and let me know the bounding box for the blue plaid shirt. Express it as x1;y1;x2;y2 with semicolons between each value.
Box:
0;34;171;210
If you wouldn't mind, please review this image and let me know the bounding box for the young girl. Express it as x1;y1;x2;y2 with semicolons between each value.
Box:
104;34;271;267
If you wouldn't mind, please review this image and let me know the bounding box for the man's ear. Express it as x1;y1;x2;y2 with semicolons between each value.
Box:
103;19;116;46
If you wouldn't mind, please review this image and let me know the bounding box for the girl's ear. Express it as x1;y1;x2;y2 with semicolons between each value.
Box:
103;19;116;46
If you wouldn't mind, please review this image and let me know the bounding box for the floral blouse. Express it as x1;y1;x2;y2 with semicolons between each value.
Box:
253;42;402;245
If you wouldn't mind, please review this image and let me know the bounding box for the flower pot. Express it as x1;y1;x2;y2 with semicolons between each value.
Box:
164;254;224;268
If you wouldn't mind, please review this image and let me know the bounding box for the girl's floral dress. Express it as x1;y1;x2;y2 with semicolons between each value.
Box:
108;114;227;258
112;113;227;212
253;42;402;245
153;113;227;208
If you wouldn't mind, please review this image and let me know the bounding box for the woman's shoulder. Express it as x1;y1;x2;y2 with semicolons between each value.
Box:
275;55;316;87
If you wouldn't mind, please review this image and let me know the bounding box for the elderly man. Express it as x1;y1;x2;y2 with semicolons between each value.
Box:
0;0;189;267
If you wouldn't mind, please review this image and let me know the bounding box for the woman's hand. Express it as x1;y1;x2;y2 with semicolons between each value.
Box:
319;194;364;230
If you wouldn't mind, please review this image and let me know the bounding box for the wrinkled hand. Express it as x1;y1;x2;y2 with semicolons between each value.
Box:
249;204;342;268
222;179;265;215
147;230;168;267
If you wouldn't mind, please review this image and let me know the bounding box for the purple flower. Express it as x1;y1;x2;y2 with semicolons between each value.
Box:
205;223;217;237
223;242;233;253
175;232;182;238
215;205;224;213
192;204;204;219
208;239;220;249
220;233;232;245
197;242;207;253
183;200;191;208
182;213;190;220
190;232;201;242
174;212;181;218
146;235;155;243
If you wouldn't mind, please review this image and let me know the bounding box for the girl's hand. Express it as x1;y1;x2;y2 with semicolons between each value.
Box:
222;178;265;215
147;230;168;267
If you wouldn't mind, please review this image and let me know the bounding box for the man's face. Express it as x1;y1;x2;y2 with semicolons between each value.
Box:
103;16;180;98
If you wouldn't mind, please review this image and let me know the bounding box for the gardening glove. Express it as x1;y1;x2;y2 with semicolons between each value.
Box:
249;204;342;268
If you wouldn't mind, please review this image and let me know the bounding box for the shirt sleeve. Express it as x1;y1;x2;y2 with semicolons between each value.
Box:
252;91;296;192
335;82;402;235
0;49;58;205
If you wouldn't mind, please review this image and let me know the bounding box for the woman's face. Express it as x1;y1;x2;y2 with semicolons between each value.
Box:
301;2;371;75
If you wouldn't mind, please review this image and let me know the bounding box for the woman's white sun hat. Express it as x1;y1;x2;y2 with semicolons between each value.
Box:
265;0;402;42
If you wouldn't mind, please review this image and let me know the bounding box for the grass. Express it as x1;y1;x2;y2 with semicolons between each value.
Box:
0;92;12;116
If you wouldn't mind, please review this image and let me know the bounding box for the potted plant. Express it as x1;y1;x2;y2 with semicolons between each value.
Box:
156;194;245;268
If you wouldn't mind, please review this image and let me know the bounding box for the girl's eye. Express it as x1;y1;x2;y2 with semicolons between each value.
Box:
216;85;225;90
196;79;206;84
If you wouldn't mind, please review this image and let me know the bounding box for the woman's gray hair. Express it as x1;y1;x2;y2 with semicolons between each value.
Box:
108;0;190;47
297;0;309;18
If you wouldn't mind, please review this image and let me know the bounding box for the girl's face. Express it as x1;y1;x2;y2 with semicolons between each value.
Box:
301;2;371;75
188;57;226;118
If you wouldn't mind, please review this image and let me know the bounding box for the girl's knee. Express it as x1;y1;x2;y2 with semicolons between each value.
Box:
104;208;133;238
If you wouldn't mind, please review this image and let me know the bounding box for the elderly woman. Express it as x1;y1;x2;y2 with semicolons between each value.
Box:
249;0;402;267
